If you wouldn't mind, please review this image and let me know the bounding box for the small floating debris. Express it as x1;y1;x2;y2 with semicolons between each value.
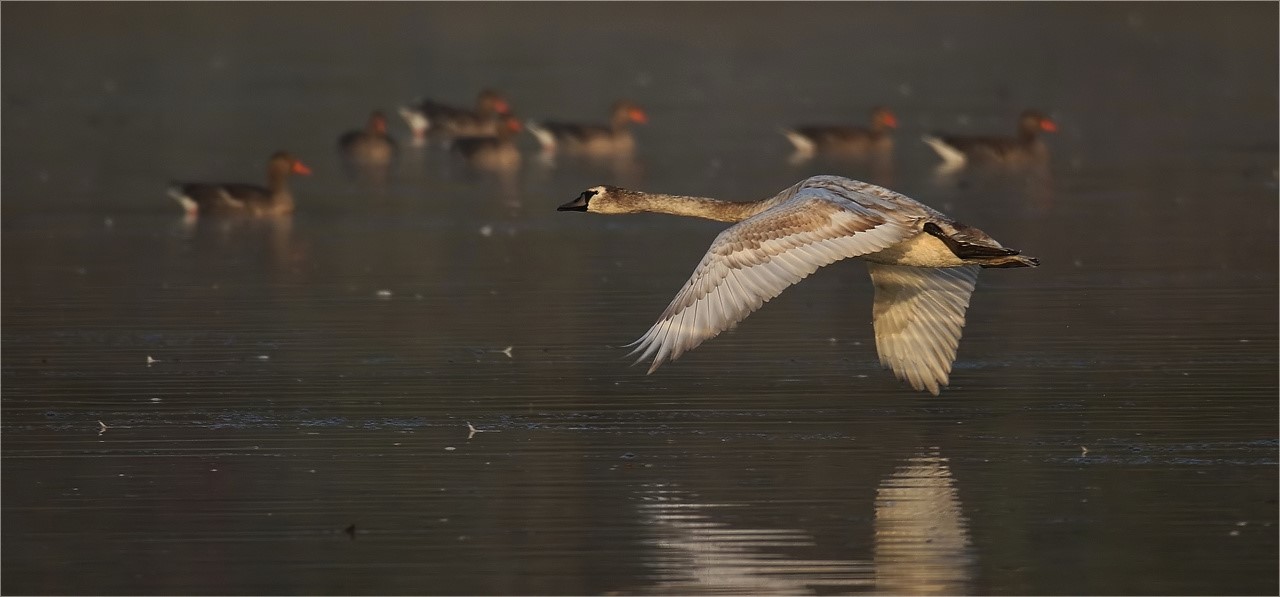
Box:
255;355;270;361
376;289;393;298
497;346;513;358
1080;446;1089;456
466;422;499;440
146;356;159;366
444;446;456;451
478;225;494;237
149;397;162;403
97;421;109;434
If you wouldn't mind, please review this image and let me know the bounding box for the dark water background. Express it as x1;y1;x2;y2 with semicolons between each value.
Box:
3;3;1277;595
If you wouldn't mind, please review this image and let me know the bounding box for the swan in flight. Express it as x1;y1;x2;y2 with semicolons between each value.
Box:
557;175;1038;395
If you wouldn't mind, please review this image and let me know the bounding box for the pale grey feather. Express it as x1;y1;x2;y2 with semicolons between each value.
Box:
868;264;980;395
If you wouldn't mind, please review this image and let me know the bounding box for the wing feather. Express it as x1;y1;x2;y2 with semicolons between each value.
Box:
867;264;980;395
629;193;915;373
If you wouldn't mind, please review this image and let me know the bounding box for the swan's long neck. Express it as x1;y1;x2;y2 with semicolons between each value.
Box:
626;192;779;223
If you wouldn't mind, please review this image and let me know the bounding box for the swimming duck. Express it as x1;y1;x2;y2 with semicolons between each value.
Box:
527;100;648;156
398;88;512;145
168;151;311;217
338;110;397;166
557;175;1038;395
923;110;1057;169
781;106;898;157
451;114;523;171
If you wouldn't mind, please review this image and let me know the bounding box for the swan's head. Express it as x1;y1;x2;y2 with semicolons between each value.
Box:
557;185;634;214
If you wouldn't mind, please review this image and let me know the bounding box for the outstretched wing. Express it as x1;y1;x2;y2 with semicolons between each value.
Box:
867;263;980;395
628;193;915;373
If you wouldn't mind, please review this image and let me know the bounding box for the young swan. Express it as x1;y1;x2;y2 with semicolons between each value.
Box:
557;175;1038;395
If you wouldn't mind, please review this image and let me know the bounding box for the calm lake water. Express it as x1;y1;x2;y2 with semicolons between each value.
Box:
3;3;1277;595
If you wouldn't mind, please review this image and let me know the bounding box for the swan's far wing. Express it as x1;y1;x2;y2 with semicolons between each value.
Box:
867;263;980;395
628;196;913;373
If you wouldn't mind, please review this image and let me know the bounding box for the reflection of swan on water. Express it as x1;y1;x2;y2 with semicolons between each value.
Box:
874;450;974;595
634;484;873;594
630;449;972;595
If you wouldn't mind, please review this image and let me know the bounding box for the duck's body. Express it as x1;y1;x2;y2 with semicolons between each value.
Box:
527;100;647;156
451;114;523;171
339;111;398;167
923;110;1057;169
782;106;898;157
399;89;512;145
557;175;1038;395
168;152;311;217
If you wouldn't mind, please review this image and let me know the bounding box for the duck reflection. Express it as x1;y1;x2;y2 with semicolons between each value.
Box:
786;151;896;189
630;449;972;595
930;160;1055;214
173;214;308;276
535;151;647;189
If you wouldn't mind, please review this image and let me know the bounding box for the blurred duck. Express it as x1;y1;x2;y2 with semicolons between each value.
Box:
556;175;1038;395
451;114;524;171
923;110;1058;169
527;100;648;156
168;151;311;217
398;88;512;145
781;106;899;157
338;110;397;167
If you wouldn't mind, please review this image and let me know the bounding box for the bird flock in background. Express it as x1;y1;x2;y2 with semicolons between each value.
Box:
165;86;1057;218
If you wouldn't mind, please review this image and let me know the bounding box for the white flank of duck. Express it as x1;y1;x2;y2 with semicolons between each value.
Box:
525;121;558;151
557;175;1038;395
780;128;817;154
921;135;968;168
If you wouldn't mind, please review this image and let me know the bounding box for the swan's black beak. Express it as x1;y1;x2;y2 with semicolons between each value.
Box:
556;198;587;211
557;192;591;212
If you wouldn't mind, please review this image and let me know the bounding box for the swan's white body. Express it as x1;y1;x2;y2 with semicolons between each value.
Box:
557;175;1037;395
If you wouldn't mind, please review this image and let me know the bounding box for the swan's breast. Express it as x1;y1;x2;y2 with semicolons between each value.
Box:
862;232;966;268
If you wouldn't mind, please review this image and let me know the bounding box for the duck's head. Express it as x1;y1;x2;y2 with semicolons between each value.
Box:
870;106;898;130
612;100;648;125
1019;110;1058;134
478;89;512;116
367;110;389;135
557;185;633;214
497;114;524;137
269;151;312;177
